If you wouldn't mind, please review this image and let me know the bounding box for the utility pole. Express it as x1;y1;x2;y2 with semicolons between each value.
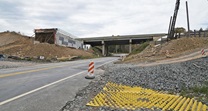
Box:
186;1;190;37
168;16;173;40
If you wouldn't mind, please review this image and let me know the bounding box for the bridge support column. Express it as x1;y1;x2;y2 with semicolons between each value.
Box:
102;41;105;56
129;39;132;53
81;40;84;49
106;45;109;56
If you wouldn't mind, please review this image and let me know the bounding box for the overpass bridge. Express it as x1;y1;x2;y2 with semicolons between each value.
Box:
76;33;167;56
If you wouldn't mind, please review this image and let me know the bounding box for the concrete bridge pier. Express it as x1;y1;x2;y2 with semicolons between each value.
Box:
102;41;109;56
106;45;109;56
102;41;105;56
129;39;132;53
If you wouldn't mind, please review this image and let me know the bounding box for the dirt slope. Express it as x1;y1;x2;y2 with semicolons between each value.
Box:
0;32;93;59
0;32;30;47
124;37;208;63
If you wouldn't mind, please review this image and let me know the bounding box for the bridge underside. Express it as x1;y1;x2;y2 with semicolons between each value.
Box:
85;39;151;46
84;38;153;56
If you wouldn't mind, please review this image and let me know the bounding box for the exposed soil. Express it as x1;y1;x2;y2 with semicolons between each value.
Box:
0;32;93;59
0;32;30;47
124;37;208;64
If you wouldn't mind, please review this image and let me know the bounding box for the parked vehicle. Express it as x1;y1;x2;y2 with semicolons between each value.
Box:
0;54;6;60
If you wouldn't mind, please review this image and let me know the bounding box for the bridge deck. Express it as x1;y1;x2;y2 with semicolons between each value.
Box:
76;33;167;42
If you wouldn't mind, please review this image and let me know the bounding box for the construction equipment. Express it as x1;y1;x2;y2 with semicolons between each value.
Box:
168;0;180;39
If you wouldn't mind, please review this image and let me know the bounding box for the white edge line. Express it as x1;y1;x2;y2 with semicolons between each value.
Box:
0;58;117;106
0;71;85;106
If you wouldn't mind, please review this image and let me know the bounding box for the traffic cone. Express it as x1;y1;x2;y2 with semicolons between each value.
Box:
85;61;95;79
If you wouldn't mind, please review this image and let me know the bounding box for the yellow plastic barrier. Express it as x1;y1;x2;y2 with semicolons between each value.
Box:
86;82;207;111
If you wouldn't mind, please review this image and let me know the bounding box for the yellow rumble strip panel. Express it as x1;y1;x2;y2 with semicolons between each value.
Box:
86;82;207;111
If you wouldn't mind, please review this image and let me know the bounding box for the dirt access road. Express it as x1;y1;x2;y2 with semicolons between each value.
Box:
136;48;208;67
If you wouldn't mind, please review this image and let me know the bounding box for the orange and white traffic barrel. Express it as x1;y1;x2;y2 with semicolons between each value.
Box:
201;49;206;55
85;61;95;79
201;49;207;58
88;62;94;74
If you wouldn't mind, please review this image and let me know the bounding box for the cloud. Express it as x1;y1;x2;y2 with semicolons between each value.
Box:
0;0;207;37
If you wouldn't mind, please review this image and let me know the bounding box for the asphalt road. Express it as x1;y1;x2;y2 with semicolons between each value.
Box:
0;57;118;111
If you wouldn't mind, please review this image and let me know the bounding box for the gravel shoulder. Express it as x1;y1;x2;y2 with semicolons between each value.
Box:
61;57;208;111
0;60;40;69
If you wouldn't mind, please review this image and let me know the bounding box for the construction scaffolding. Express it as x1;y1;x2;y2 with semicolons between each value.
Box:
34;28;56;44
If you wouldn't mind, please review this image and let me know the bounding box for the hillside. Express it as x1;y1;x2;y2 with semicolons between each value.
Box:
124;37;208;63
0;31;93;59
0;32;31;47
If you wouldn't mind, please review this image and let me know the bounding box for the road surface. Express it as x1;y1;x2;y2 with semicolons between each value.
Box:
0;57;118;111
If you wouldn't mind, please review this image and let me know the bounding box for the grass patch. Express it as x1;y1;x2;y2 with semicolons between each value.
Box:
192;86;208;95
130;42;149;55
91;46;103;57
180;84;208;104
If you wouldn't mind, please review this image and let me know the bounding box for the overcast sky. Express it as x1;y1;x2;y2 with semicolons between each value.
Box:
0;0;207;37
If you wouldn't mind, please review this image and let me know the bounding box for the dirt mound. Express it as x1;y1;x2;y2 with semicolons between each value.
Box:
125;37;208;63
0;32;31;46
0;32;93;59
